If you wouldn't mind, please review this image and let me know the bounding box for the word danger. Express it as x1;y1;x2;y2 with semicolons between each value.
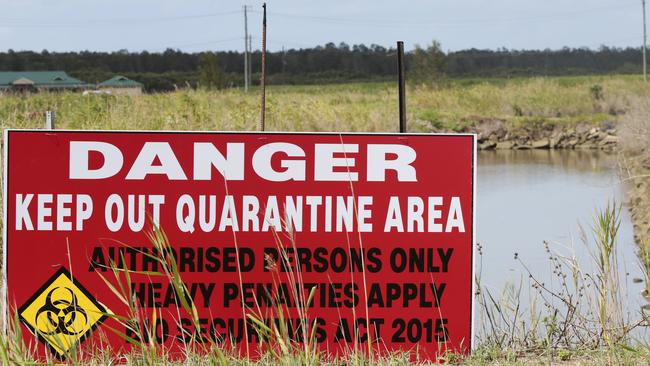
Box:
70;141;418;182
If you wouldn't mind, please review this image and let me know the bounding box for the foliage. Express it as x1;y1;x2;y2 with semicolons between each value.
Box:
1;45;649;91
590;84;604;101
473;201;649;361
198;52;225;90
408;40;446;85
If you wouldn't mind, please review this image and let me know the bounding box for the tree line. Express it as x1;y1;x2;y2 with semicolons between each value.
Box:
0;43;644;91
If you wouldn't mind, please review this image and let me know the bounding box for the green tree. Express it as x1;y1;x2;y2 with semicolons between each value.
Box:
408;40;446;85
198;52;224;90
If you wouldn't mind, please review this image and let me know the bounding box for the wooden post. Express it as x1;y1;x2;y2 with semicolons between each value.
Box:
397;41;406;133
641;0;648;81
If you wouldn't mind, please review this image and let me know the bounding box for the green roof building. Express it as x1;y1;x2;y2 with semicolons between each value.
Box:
0;71;92;92
98;75;143;95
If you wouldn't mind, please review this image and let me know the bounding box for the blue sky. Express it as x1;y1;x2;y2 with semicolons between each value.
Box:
0;0;643;52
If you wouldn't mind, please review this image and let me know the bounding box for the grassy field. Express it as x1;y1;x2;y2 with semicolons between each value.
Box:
2;75;650;132
0;208;648;365
1;75;649;365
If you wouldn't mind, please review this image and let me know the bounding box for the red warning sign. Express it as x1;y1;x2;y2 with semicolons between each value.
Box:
3;131;475;360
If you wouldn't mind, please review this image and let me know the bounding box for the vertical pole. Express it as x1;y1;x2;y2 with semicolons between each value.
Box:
260;3;267;131
397;41;406;133
45;110;55;130
244;5;249;92
248;35;253;86
641;0;648;81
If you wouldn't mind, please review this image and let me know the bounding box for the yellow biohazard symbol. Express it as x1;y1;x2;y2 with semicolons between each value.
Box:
18;267;107;359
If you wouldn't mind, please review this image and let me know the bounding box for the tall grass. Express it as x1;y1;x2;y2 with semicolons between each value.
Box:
0;202;648;365
1;76;650;133
1;76;650;364
617;95;650;296
474;201;649;363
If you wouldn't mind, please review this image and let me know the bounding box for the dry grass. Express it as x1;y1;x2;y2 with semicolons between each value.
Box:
618;96;650;154
617;96;650;292
1;75;650;365
1;75;650;133
0;205;648;365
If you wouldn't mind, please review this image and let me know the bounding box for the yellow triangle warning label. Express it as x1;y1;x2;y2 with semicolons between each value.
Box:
18;267;107;359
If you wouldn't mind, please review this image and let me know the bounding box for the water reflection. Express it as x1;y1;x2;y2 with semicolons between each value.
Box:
476;150;644;330
478;149;618;173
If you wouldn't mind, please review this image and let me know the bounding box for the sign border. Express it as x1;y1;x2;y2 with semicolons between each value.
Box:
2;129;477;352
2;128;8;336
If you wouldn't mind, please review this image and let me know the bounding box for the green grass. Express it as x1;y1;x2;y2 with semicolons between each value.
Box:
1;75;650;365
2;75;650;133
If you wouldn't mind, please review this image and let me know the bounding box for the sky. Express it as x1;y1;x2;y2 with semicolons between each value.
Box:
0;0;644;53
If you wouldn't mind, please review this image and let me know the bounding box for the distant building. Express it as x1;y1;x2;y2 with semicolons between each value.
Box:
0;71;92;93
98;75;143;95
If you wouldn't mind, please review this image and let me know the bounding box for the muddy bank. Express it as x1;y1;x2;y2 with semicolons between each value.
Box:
619;148;650;258
620;144;650;310
616;99;650;267
440;119;620;151
625;158;650;250
443;116;647;267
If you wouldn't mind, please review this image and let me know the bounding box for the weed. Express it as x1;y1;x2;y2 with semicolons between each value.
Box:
474;201;649;361
590;84;604;101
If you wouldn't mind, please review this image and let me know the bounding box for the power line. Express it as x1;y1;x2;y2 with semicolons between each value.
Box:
0;2;637;29
0;10;241;27
145;37;244;51
249;2;637;29
162;35;645;53
266;39;314;48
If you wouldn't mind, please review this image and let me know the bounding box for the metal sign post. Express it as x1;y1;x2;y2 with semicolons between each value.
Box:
45;111;55;130
397;41;406;133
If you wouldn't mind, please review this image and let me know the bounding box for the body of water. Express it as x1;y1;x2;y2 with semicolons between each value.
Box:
476;149;646;328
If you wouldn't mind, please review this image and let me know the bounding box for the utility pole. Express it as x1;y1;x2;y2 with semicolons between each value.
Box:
248;34;253;87
641;0;648;81
243;5;250;92
260;3;267;131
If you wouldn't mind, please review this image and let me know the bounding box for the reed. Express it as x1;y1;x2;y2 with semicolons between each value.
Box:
473;200;649;364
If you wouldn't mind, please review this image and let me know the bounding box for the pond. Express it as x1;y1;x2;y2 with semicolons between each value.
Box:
476;149;646;333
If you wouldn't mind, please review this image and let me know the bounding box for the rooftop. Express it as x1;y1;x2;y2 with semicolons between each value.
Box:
98;75;143;88
0;71;91;89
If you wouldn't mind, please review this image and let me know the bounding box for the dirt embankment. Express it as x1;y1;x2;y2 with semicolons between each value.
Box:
624;156;650;250
618;100;650;264
438;115;646;269
451;119;620;151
